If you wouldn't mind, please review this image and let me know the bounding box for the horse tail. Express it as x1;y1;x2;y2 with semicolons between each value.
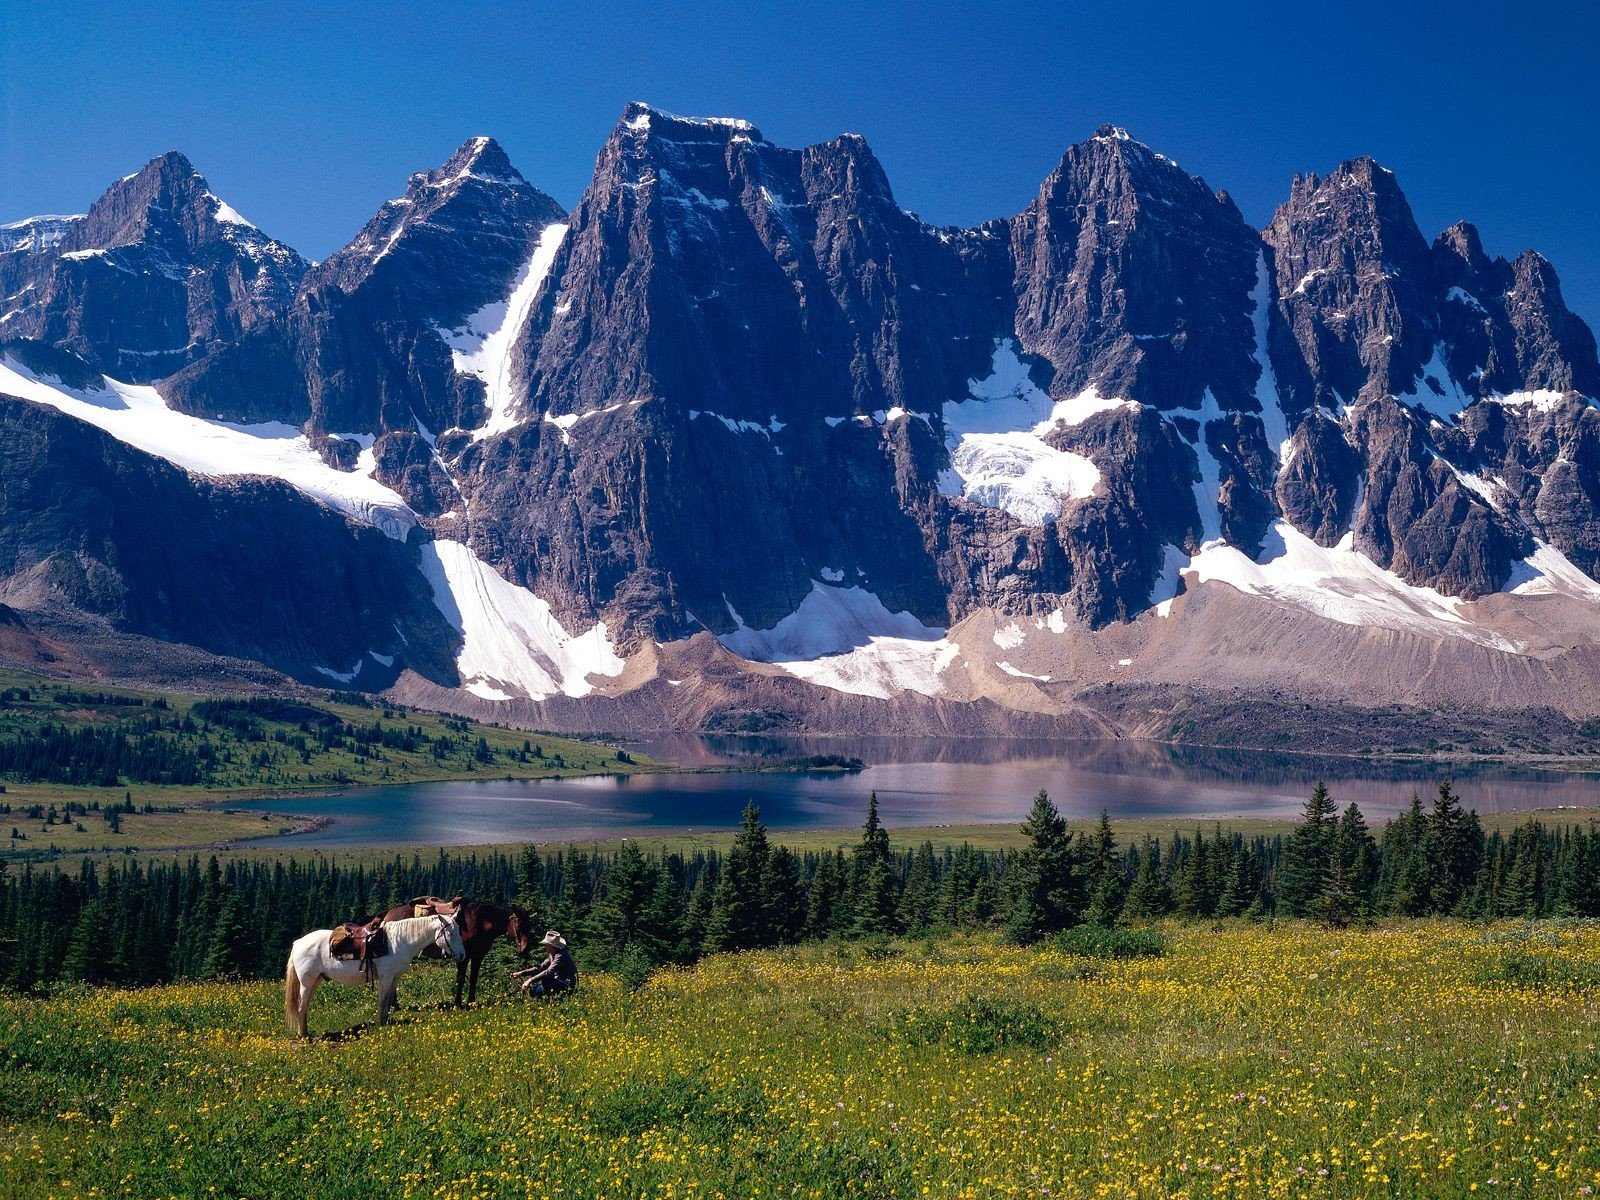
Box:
284;957;301;1036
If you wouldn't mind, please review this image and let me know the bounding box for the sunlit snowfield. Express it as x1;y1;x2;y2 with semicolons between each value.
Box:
4;922;1597;1199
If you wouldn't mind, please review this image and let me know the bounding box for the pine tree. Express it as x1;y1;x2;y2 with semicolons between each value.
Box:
590;840;659;960
763;846;807;945
1427;780;1482;915
1122;839;1170;919
62;900;110;983
1323;802;1377;921
851;793;900;937
1279;782;1337;917
202;890;255;978
705;803;775;951
1377;794;1431;916
897;841;939;934
804;850;844;940
1216;844;1260;918
1002;790;1079;943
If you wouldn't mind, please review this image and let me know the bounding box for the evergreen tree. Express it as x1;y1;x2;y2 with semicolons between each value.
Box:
202;890;256;978
705;803;774;951
1002;790;1079;943
1377;794;1431;916
1322;802;1377;922
590;840;659;959
804;850;845;940
851;793;900;937
62;900;111;984
1216;844;1260;918
764;846;808;945
897;841;938;934
1279;782;1337;917
1122;838;1170;919
1427;780;1482;915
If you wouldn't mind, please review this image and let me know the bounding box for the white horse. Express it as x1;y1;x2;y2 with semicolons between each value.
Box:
284;914;466;1038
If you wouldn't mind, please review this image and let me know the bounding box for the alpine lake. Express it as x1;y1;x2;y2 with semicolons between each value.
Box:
226;735;1600;848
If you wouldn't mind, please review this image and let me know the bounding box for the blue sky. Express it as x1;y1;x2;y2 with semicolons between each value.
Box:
3;1;1597;323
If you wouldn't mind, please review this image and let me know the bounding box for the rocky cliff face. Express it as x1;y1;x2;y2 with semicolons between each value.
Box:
158;137;566;515
3;106;1599;729
0;153;306;381
0;391;456;686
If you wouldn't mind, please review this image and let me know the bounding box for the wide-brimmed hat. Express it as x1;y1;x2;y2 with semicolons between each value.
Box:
540;930;568;950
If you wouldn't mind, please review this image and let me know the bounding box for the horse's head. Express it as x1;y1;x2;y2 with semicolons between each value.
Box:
507;906;535;960
434;915;468;964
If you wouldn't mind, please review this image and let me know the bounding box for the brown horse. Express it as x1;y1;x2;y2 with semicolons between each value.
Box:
375;895;534;1005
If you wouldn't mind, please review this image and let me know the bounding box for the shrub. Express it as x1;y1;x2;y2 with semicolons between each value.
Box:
1054;926;1167;959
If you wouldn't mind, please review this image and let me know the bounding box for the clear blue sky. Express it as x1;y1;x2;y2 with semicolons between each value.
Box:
3;1;1597;325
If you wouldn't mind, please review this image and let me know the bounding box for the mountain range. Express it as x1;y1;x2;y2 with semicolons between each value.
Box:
4;103;1600;747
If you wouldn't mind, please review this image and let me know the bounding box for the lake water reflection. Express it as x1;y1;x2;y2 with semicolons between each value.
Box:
228;736;1600;849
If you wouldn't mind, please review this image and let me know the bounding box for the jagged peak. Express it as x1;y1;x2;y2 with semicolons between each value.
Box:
412;135;526;193
1436;220;1485;262
618;101;762;142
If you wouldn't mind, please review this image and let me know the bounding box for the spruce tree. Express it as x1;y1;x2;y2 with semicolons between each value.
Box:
1377;794;1431;916
590;840;659;959
1003;790;1079;943
1279;782;1337;917
763;846;807;945
705;803;773;951
1216;845;1259;918
851;793;900;937
1324;802;1377;921
804;850;844;940
1122;838;1170;919
897;841;939;934
1427;780;1482;914
202;890;255;978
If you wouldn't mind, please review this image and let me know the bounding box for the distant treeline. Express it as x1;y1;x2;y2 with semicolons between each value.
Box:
0;782;1596;991
0;700;553;791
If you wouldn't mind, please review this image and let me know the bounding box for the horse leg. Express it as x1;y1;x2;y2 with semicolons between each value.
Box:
298;974;324;1039
467;953;483;1004
377;977;395;1026
455;959;467;1007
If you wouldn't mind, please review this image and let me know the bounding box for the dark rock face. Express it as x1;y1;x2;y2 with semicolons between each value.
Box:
461;104;1001;634
457;108;1294;635
0;393;456;686
1261;157;1600;596
158;137;566;513
0;153;306;381
1011;126;1261;414
1265;158;1436;411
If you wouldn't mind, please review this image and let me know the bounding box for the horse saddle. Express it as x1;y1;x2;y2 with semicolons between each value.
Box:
329;919;388;963
408;893;462;919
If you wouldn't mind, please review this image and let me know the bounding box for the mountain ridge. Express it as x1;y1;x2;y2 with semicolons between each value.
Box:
3;104;1599;742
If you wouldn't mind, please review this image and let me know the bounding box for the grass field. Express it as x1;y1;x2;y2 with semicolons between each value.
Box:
3;921;1597;1199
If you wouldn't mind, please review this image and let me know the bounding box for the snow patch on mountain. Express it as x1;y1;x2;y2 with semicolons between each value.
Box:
997;661;1050;681
1182;390;1227;545
1249;251;1292;462
0;354;416;539
992;622;1026;650
445;221;569;441
1504;540;1600;600
939;339;1117;525
718;583;959;699
1167;520;1521;651
419;539;625;701
1401;342;1473;420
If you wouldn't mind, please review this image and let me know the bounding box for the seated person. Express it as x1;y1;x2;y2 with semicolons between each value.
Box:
510;930;578;997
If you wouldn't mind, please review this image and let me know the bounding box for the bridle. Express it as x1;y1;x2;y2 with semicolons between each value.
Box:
433;915;465;963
